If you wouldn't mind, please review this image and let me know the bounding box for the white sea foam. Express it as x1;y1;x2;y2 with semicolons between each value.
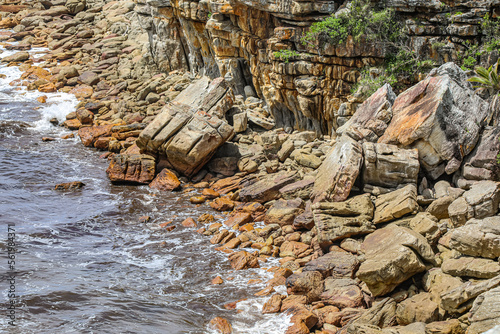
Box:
484;326;500;334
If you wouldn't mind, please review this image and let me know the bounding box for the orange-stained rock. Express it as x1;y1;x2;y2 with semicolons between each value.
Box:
38;82;57;93
212;276;224;285
224;212;252;228
149;168;181;191
233;202;267;222
239;223;254;232
62;119;82;130
210;197;235;211
202;188;220;199
37;95;47;103
190;196;206;204
262;294;282;314
228;251;260;270
0;17;17;29
208;317;233;334
281;295;308;312
218;238;241;250
181;218;197;228
255;286;275;296
211;174;246;194
106;154;156;184
0;5;27;13
124;143;141;155
280;241;310;258
287;305;319;332
159;221;173;228
70;85;93;99
78;124;114;147
61;133;74;139
94;137;112;150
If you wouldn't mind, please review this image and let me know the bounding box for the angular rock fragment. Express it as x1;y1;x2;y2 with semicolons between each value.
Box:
442;256;500;279
448;216;500;259
149;168;181;191
239;171;298;203
373;184;418;224
468;286;500;334
357;225;435;297
303;251;359;279
320;278;364;309
362;142;419;194
313;194;375;245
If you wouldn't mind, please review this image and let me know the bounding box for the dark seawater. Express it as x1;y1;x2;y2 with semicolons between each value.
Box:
0;47;290;333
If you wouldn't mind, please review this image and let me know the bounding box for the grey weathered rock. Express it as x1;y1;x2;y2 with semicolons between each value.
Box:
239;171;298;203
468;286;500;334
373;185;418;224
357;225;435;297
313;194;375;245
303;251;359;279
362;142;419;193
65;0;86;14
279;176;315;200
136;102;234;177
338;84;396;142
448;181;500;227
311;134;363;203
1;51;29;62
448;216;500;259
233;112;247;133
461;126;500;182
379;63;489;179
441;275;500;315
442;256;500;279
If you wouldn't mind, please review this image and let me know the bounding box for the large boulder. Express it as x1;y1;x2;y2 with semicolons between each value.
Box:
448;216;500;259
311;134;363;203
379;63;489;179
337;84;396;142
447;181;500;227
106;154;156;184
136;102;234;177
239;171;298;203
357;225;436;297
320;278;364;309
313;194;375;246
362;142;419;194
303;251;359;279
442;256;500;279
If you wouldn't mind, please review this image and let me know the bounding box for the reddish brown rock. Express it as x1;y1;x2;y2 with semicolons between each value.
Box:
106;154;156;184
190;196;206;204
70;85;94;99
224;212;252;228
63;119;82;130
280;241;309;258
228;251;260;270
149;169;181;191
212;276;224;285
78;124;113;147
37;95;47;103
286;271;324;303
181;218;197;228
264;198;305;226
210;197;235;211
202;188;220;199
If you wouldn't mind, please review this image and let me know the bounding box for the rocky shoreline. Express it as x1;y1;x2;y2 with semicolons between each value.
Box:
2;0;500;334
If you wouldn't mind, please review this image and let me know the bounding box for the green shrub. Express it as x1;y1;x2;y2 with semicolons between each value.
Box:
301;0;399;47
468;62;500;95
273;49;301;63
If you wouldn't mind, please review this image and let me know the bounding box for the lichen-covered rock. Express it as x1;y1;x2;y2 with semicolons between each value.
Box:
379;63;489;179
313;194;375;246
106;154;156;184
362;142;419;193
311;134;363;203
448;216;500;259
357;225;435;297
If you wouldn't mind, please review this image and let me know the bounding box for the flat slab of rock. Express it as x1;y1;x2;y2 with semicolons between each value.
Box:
442;256;500;279
448;180;500;227
362;142;419;193
468;286;500;334
239;171;298;203
448;216;500;259
136;102;234;177
337;84;396;142
373;184;418;224
311;134;363;203
357;225;435;297
320;278;364;309
106;154;156;184
379;63;489;179
313;194;375;245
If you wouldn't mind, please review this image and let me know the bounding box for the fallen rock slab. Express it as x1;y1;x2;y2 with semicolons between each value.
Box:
448;216;500;259
106;154;156;184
